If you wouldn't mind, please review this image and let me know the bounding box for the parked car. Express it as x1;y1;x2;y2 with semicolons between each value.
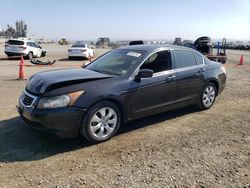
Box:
129;40;144;45
184;36;227;64
68;43;94;60
17;45;226;143
4;39;46;59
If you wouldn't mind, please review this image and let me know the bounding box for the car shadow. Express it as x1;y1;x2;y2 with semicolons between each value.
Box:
0;57;21;61
57;58;72;62
0;106;197;163
119;106;197;134
0;57;47;61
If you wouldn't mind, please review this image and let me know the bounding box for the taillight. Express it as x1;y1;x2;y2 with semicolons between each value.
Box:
81;49;86;52
68;49;72;52
19;46;27;50
5;44;9;48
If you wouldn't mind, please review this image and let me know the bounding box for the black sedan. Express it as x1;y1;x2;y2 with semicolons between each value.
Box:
17;45;226;143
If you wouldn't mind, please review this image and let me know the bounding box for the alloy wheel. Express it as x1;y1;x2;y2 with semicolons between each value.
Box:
90;107;118;139
202;85;215;108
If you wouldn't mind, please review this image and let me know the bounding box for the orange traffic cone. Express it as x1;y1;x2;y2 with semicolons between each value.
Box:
238;55;244;65
18;56;27;80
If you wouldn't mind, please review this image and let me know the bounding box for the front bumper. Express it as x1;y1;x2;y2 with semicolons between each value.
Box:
17;102;86;138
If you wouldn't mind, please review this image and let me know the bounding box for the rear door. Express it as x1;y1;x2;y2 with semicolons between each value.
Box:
31;42;39;57
27;42;35;56
35;43;43;57
172;50;205;102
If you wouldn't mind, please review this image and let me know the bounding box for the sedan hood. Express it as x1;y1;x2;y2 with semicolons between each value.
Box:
26;68;113;95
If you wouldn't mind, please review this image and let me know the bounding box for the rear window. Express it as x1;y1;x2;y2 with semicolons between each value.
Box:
72;44;86;48
173;50;196;69
7;40;24;45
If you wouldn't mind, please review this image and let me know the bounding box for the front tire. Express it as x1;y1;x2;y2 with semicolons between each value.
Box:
196;83;217;110
80;101;121;143
41;51;46;57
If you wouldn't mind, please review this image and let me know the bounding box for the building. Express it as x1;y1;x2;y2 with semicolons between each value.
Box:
0;20;27;38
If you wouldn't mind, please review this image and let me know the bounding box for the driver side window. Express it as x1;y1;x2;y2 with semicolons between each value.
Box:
140;50;171;73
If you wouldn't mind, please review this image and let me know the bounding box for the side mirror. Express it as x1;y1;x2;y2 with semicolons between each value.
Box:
135;69;153;81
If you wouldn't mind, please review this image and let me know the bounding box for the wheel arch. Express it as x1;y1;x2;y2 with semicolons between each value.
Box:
25;51;33;59
205;79;219;95
86;97;126;123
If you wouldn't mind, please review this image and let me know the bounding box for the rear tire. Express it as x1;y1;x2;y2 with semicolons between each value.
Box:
27;52;33;60
80;101;121;143
196;83;217;110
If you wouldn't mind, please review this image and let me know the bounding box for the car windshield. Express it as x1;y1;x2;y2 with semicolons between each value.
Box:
86;49;146;76
72;44;86;48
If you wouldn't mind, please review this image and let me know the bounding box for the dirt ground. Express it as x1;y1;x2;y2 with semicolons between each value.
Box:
0;44;249;188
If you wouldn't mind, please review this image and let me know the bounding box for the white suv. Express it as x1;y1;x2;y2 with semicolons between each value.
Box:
5;39;46;59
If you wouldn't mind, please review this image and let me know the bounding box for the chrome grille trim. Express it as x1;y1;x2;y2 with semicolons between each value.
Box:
20;90;37;108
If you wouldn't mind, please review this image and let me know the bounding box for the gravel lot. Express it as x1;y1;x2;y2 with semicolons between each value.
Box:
0;44;249;187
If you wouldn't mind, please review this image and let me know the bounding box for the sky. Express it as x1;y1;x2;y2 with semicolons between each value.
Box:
0;0;250;41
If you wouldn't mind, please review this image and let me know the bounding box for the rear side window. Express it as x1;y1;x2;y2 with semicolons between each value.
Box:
7;40;24;45
173;50;196;69
27;42;35;47
194;53;204;65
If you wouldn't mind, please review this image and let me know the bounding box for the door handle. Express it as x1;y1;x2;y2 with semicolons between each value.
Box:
166;75;176;81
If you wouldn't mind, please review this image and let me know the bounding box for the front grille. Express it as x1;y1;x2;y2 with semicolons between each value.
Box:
22;92;36;107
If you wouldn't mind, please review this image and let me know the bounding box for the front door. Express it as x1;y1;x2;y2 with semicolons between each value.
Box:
127;50;177;119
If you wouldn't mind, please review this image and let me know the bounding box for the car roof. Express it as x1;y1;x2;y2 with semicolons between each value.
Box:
8;39;35;43
118;44;197;53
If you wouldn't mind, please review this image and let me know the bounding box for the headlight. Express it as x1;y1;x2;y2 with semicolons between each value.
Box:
37;91;84;109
